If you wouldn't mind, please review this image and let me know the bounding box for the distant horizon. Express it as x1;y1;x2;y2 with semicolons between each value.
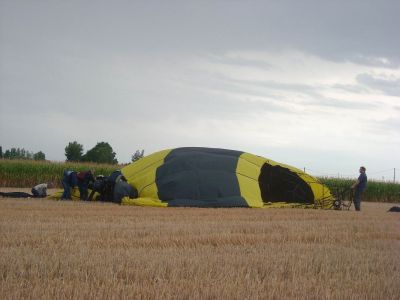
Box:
1;145;398;183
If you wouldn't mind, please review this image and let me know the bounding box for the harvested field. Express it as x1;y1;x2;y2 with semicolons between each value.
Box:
0;188;399;299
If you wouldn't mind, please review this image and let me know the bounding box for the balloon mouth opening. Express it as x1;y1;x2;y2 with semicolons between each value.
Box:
258;163;314;204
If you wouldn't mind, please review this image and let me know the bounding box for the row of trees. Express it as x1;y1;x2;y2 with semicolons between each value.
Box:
65;141;145;164
65;141;118;164
1;143;145;164
0;146;46;160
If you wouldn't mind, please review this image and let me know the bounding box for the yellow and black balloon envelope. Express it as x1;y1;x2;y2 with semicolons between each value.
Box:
121;147;333;208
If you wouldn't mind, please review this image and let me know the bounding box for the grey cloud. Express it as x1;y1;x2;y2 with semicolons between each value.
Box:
310;96;376;110
206;55;273;71
169;68;294;115
357;74;400;96
349;55;399;69
385;118;400;129
371;117;400;136
1;1;399;67
202;74;374;111
260;1;400;68
332;84;370;94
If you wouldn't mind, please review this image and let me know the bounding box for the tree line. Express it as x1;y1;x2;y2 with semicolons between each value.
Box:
0;142;144;164
0;146;46;161
65;141;144;164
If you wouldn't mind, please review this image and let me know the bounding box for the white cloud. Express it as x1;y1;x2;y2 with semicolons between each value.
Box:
357;72;400;96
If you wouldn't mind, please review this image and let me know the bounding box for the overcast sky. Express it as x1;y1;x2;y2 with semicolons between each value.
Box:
1;0;399;181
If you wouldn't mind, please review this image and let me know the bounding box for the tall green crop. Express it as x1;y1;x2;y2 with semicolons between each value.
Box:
0;160;119;187
319;177;400;203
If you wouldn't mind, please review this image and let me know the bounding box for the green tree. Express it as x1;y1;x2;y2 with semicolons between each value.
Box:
8;148;26;159
0;146;3;158
83;142;118;164
10;148;18;159
65;141;84;162
33;151;46;160
4;150;11;159
26;150;33;160
2;147;43;160
131;149;145;162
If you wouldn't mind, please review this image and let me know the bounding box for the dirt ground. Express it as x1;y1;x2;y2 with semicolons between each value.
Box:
0;187;398;212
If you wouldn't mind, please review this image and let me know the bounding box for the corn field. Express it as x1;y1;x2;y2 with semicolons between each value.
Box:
0;159;399;203
0;159;118;187
320;178;400;203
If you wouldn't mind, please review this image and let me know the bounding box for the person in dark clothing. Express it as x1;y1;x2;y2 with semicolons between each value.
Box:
351;166;367;211
61;170;78;200
102;170;127;201
87;175;107;201
87;170;137;203
113;180;138;204
76;170;95;200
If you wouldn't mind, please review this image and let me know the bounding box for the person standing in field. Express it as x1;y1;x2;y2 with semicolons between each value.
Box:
351;166;367;211
61;169;78;200
76;170;95;200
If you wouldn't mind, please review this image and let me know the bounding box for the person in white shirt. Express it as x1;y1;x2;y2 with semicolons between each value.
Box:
31;183;49;197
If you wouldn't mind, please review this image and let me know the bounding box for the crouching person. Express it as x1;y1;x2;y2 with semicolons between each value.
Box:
101;170;126;201
106;170;137;203
87;170;137;203
113;180;138;204
77;170;95;200
61;170;78;200
87;175;107;201
31;182;52;198
0;182;53;198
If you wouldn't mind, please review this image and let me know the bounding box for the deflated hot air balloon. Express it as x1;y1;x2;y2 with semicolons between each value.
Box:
120;147;333;208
